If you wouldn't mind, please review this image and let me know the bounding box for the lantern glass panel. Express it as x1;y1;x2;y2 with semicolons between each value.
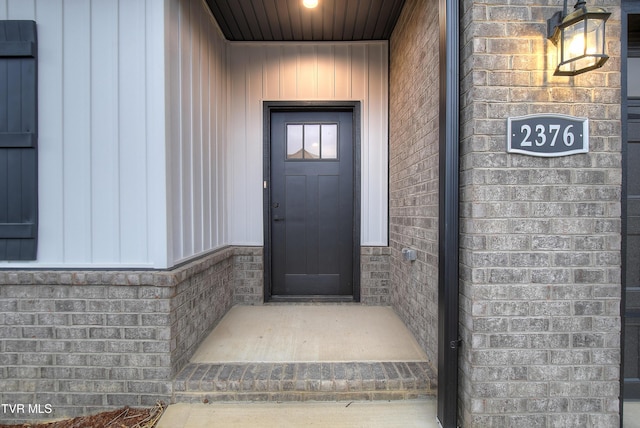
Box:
557;16;606;75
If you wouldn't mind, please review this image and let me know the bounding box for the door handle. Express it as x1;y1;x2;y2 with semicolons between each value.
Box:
273;216;285;222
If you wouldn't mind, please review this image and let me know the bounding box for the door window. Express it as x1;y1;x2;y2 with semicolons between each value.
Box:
286;123;338;160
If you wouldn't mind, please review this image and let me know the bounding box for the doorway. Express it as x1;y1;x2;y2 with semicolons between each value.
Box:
263;102;361;301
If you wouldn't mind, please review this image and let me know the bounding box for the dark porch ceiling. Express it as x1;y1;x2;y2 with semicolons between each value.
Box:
205;0;407;42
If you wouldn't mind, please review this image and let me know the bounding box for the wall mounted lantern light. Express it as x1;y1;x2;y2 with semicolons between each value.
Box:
547;0;610;76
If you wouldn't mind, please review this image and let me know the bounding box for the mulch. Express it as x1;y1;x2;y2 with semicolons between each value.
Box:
0;402;166;428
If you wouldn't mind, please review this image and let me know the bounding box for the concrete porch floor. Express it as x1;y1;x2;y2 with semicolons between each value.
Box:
190;305;429;363
158;304;438;427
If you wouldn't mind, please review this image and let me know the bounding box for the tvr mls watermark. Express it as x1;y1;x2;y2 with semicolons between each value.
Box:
1;403;53;415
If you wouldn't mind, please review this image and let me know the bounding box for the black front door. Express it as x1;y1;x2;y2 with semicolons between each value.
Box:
267;109;355;299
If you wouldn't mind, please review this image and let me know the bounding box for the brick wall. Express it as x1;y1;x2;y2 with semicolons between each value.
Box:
1;275;175;422
361;247;392;305
389;0;441;365
458;0;622;426
0;246;256;423
233;247;264;304
172;247;236;374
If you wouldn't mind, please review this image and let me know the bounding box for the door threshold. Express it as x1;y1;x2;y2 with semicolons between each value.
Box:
268;295;356;303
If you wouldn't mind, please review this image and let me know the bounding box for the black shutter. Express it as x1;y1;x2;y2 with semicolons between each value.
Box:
0;21;37;260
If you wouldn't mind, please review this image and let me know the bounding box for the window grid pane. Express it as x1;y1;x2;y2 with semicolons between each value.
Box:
321;124;338;159
304;124;320;159
287;125;304;159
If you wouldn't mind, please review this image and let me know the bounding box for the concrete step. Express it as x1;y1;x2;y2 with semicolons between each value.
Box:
172;361;436;404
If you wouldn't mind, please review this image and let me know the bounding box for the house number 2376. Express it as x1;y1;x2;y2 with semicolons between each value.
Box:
519;123;575;147
507;114;589;157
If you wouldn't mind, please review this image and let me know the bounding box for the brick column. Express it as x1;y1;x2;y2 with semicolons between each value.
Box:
458;1;622;426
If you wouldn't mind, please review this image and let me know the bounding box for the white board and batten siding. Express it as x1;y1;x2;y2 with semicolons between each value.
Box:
0;0;389;268
165;0;228;266
228;42;389;246
0;0;168;268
